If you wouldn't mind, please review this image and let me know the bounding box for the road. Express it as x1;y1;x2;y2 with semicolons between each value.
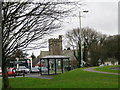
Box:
83;67;120;75
7;73;53;79
26;73;53;79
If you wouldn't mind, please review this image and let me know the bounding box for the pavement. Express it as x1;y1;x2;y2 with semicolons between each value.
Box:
110;67;120;70
83;67;120;75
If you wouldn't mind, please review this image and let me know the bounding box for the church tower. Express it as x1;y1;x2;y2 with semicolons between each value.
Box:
49;35;62;55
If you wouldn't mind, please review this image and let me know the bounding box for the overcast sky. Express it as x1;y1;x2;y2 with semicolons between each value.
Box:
27;0;118;57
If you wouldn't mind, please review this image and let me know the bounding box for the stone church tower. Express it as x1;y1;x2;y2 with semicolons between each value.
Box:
49;35;62;55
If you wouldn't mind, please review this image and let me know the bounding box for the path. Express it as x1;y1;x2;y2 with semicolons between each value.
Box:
83;67;120;75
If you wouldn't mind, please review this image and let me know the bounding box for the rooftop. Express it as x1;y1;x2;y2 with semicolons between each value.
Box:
40;55;69;59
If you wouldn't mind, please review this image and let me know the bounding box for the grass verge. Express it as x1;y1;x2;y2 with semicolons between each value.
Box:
0;78;2;89
9;68;118;88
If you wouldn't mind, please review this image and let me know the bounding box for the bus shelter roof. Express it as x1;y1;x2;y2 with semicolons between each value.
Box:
40;55;69;59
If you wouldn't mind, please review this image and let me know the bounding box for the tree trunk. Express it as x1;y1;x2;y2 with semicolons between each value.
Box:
73;50;81;68
2;57;11;89
0;0;2;68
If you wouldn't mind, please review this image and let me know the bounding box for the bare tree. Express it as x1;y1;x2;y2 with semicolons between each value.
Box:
101;35;120;64
2;1;81;88
65;27;107;67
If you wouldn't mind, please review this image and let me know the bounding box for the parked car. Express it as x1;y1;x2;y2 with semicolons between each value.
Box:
16;66;30;74
99;64;106;66
30;67;40;73
39;67;48;72
7;68;16;76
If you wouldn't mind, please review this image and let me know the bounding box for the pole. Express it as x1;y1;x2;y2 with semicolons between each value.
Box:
79;11;83;67
16;58;19;68
79;10;88;67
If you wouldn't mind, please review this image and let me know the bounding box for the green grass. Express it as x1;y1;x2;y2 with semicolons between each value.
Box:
94;65;120;73
0;78;2;89
9;68;119;88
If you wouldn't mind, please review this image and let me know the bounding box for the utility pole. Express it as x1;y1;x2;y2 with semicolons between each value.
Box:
79;11;83;67
79;10;88;67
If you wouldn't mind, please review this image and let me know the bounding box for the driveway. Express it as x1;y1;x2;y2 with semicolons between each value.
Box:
83;67;120;75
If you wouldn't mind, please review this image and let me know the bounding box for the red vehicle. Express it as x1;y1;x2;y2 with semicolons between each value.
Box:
7;68;16;76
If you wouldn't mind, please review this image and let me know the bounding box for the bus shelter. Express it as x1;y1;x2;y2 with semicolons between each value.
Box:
40;55;70;75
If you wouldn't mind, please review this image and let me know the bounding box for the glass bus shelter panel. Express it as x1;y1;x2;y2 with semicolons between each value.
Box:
49;59;55;74
40;59;48;74
63;59;69;72
56;59;62;74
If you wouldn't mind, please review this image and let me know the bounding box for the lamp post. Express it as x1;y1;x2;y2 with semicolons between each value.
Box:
79;10;88;67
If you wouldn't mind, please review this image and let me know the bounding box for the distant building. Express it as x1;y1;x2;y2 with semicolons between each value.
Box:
33;35;78;67
104;61;118;66
49;35;62;55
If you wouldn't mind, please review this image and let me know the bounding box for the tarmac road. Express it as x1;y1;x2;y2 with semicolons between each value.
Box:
7;73;53;79
83;67;120;75
26;73;53;79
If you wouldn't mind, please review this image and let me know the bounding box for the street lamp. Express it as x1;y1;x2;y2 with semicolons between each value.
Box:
79;10;88;67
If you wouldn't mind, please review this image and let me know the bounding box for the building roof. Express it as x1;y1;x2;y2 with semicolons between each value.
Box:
39;51;49;58
39;50;76;57
32;58;40;65
40;55;69;59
